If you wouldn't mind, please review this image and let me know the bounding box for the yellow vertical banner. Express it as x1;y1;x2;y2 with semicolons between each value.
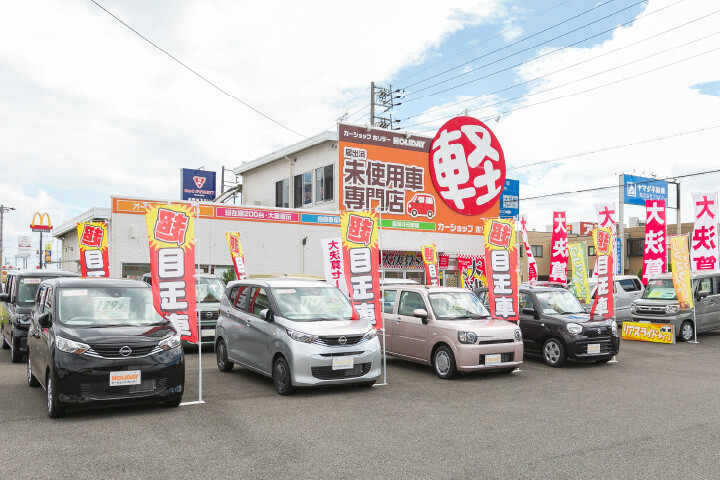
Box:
670;235;694;310
568;242;590;304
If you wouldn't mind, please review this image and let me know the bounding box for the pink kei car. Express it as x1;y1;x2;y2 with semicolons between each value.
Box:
381;285;523;379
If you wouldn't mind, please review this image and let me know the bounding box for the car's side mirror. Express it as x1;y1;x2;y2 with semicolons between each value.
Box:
521;307;539;319
261;308;274;322
0;293;9;302
697;290;709;300
38;312;51;328
413;308;429;324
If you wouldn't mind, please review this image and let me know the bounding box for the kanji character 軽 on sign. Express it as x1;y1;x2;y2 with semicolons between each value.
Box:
429;117;506;216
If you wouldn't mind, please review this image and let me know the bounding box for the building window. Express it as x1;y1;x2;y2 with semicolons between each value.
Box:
628;238;644;257
294;171;312;207
588;246;595;257
315;165;334;203
275;178;289;208
530;245;543;258
122;263;150;280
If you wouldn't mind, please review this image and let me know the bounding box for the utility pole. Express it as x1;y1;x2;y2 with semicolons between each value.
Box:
370;82;403;129
0;205;16;271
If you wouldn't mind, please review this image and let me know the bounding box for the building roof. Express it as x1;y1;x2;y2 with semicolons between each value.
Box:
52;208;111;237
233;130;337;175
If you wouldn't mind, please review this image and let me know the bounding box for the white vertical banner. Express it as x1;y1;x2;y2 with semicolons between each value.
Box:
595;203;618;277
321;237;349;297
519;215;537;283
691;192;720;271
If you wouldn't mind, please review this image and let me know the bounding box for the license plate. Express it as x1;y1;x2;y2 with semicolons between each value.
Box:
587;343;601;354
485;354;501;366
202;329;215;337
109;370;141;386
332;356;354;370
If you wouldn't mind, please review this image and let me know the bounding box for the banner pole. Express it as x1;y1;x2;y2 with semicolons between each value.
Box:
195;200;203;402
376;206;387;386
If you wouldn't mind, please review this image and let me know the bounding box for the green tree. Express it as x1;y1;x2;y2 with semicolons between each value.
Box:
221;268;236;285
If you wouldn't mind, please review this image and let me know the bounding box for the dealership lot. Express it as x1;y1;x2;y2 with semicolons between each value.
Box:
2;336;720;479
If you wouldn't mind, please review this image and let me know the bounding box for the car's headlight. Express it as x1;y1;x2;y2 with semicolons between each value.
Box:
159;334;181;351
666;304;679;314
514;329;522;341
566;323;583;335
611;320;618;334
458;331;477;344
286;328;318;344
56;336;90;355
363;329;377;340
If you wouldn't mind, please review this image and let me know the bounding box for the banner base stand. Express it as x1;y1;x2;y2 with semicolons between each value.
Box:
608;356;618;363
180;400;206;406
688;341;699;344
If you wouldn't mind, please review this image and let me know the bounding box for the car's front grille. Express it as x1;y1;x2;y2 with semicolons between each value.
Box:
479;352;514;365
80;378;166;399
311;363;371;380
319;351;364;357
85;344;162;359
199;310;219;320
584;326;613;337
477;339;514;345
634;305;667;315
315;335;365;347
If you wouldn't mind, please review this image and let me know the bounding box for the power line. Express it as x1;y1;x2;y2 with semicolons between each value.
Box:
398;8;717;122
401;0;657;100
400;0;625;91
88;0;306;138
413;44;720;133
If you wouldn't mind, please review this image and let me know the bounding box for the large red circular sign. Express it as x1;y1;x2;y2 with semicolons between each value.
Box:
428;116;506;216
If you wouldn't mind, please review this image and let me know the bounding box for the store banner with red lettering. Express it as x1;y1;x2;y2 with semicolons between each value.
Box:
670;235;694;310
340;211;381;329
519;214;537;283
549;212;568;283
421;244;439;286
321;237;349;297
457;255;485;290
76;221;110;277
641;199;667;285
225;232;247;280
590;227;614;320
595;202;618;276
483;219;518;322
691;192;719;271
145;204;198;343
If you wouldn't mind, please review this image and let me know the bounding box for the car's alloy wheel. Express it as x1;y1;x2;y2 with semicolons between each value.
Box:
46;374;65;418
216;339;233;372
543;338;566;367
433;345;457;379
679;321;694;342
27;353;39;387
272;357;293;395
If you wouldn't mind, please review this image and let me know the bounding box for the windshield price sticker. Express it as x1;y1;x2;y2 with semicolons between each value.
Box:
109;370;141;386
485;354;501;366
93;297;131;320
332;356;354;370
275;289;296;294
22;278;42;284
587;343;601;354
62;289;88;297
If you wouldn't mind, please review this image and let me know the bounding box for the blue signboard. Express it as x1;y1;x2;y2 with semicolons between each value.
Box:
300;213;340;225
616;237;622;275
181;169;216;201
499;179;519;218
623;174;668;206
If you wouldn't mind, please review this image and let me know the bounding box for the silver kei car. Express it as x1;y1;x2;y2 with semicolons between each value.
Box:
215;278;381;395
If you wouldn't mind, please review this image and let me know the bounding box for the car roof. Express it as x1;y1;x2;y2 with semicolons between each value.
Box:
43;277;149;288
649;270;720;280
229;277;329;289
8;269;80;278
475;284;566;294
382;285;472;294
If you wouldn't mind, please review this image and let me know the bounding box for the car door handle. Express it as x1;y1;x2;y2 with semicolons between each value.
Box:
393;317;402;323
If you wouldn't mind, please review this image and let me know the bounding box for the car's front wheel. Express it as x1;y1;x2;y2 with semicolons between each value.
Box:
215;339;234;372
542;338;566;367
272;357;294;395
433;345;457;379
10;333;22;363
46;373;65;418
679;321;694;342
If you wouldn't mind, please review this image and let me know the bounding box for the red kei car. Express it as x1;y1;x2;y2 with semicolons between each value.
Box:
407;193;436;219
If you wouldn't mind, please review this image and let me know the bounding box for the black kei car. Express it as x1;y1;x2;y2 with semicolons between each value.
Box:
0;269;80;363
475;284;619;367
27;277;184;418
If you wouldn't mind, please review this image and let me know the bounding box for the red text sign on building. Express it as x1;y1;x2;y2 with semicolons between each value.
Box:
642;199;666;285
429;117;506;216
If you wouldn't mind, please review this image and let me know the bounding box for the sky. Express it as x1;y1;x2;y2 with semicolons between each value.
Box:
0;0;718;266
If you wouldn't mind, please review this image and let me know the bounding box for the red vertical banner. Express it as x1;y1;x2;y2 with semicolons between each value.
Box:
76;221;110;277
519;214;537;283
590;227;614;320
225;232;247;280
421;244;439;286
549;212;568;283
145;204;198;343
641;199;667;285
340;211;381;329
483;219;519;322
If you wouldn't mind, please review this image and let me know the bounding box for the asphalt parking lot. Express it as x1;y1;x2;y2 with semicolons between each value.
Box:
2;335;720;479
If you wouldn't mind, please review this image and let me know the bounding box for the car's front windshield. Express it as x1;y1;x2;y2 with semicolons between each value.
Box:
428;291;490;320
58;287;165;327
642;278;677;300
273;286;353;321
17;278;46;307
535;290;586;315
196;276;224;304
